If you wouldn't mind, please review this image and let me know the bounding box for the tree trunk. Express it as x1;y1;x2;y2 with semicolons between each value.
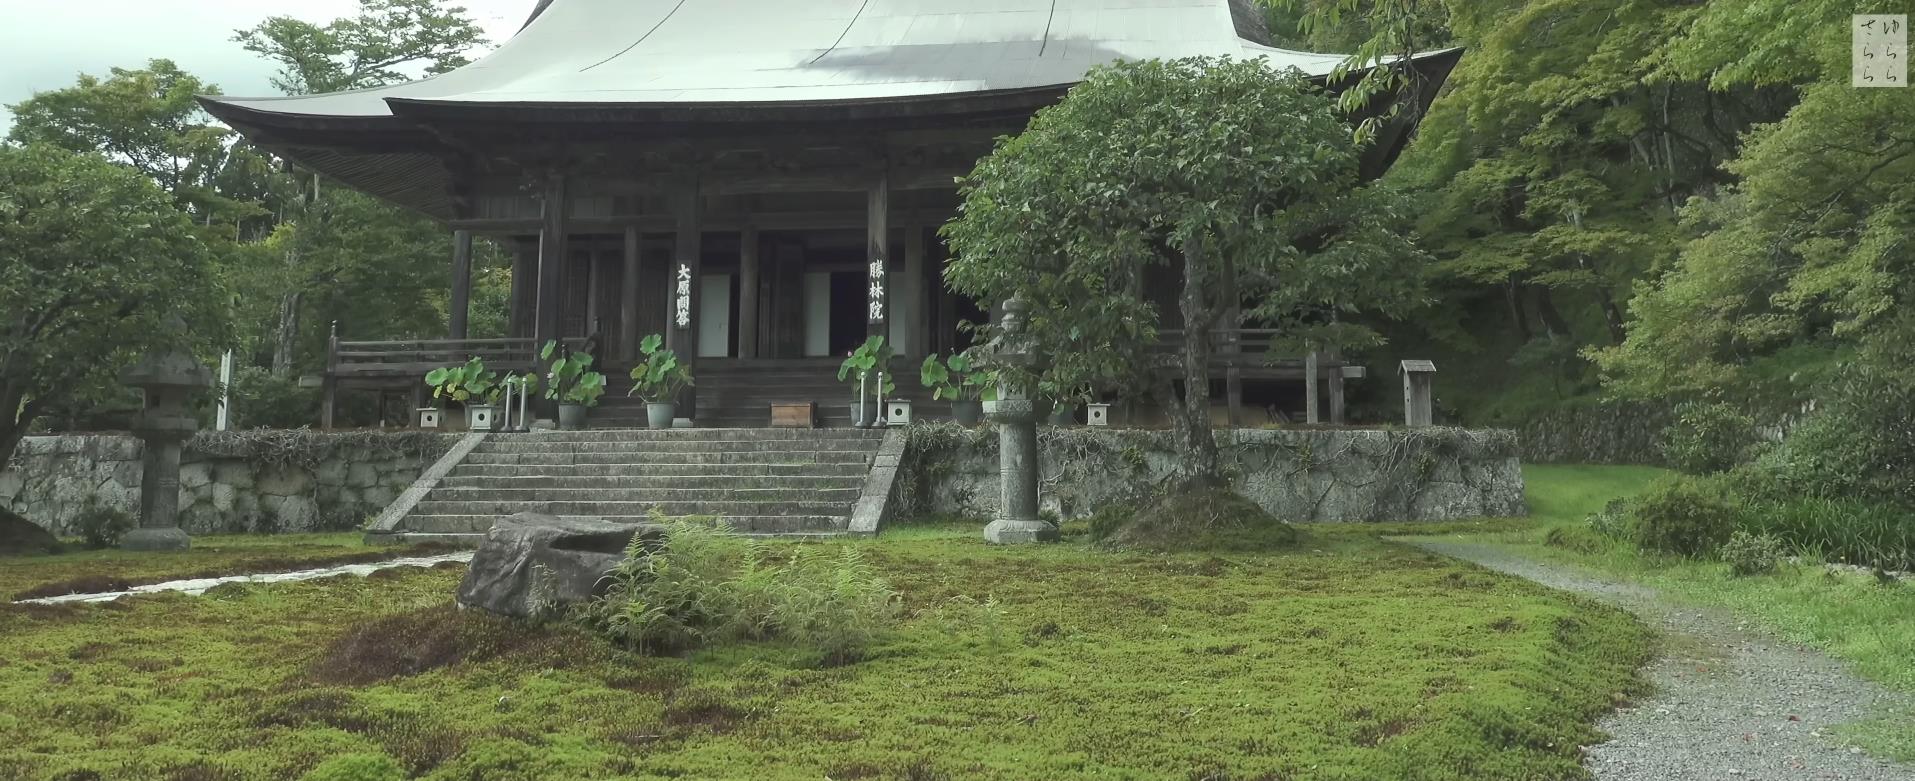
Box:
1597;288;1628;344
1168;235;1223;488
1505;280;1532;342
1531;286;1573;341
272;289;302;377
0;393;41;477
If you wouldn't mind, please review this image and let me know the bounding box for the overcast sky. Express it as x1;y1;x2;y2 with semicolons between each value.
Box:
0;0;529;134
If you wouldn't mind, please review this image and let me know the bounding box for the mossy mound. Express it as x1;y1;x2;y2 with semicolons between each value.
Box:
1092;486;1300;552
0;508;60;556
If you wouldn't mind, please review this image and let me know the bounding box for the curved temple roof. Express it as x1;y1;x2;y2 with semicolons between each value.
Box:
205;0;1445;120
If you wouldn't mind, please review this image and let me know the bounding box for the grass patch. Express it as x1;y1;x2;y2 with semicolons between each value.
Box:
0;534;450;601
0;522;1649;779
1430;464;1915;760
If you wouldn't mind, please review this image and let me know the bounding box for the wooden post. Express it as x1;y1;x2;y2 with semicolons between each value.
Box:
670;185;703;417
535;175;569;353
321;321;339;430
448;229;473;340
1305;351;1320;425
1400;360;1436;427
1327;348;1346;425
508;240;535;339
621;225;640;361
739;225;760;359
903;224;925;357
866;171;890;341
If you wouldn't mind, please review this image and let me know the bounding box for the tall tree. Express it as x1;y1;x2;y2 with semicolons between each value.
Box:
4;59;264;228
0;144;223;476
944;58;1424;487
232;0;488;375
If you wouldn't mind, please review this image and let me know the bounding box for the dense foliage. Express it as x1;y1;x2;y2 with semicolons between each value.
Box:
0;144;223;469
945;57;1423;484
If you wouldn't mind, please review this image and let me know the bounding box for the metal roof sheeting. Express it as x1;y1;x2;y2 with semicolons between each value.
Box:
205;0;1435;118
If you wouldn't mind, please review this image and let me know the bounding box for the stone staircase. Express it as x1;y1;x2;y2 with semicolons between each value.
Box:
388;428;887;543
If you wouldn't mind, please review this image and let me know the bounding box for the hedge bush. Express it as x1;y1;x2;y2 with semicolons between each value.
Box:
1628;475;1740;557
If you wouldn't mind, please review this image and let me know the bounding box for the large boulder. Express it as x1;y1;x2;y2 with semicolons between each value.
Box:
1;507;62;556
455;513;662;619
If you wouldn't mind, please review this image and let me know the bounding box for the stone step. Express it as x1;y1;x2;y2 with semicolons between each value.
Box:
425;486;864;504
461;450;874;466
436;474;867;490
446;462;872;478
403;513;846;535
489;429;886;443
472;439;882;455
411;499;857;518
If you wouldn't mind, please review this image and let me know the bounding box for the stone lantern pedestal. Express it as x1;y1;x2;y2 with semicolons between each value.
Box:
119;330;213;551
981;297;1057;545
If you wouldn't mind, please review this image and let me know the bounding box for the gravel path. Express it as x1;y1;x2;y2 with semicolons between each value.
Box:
13;552;474;605
1402;539;1915;781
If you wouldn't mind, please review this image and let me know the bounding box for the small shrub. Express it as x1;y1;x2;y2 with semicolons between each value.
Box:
1543;524;1615;555
1719;531;1787;576
229;365;319;430
72;501;132;550
1096;487;1298;552
1740;496;1915;571
1628;476;1739;557
583;520;901;663
299;753;405;781
1661;401;1758;475
1586;498;1632;540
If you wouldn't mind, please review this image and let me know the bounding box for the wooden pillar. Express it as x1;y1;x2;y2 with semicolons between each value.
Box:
535;175;569;352
866;171;890;341
621;226;641;361
508;240;535;339
739;226;761;359
586;247;604;342
670;185;703;417
448;229;473;340
1305;351;1320;425
904;225;926;357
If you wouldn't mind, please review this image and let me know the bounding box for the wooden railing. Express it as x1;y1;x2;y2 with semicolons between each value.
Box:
1153;328;1365;426
320;326;543;429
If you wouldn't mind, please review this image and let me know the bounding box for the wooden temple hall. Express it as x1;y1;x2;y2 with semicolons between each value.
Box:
201;0;1458;428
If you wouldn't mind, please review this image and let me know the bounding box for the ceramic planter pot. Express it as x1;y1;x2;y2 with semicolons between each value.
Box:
848;401;880;427
950;400;983;426
558;403;589;431
646;402;676;429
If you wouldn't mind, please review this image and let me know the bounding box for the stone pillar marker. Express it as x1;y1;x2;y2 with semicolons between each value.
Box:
120;320;214;551
982;296;1057;544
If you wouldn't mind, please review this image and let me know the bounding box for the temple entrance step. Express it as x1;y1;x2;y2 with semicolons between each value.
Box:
386;428;885;539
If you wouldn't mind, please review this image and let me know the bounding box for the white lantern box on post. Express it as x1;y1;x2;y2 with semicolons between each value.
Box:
886;399;913;426
418;407;442;429
1086;403;1111;427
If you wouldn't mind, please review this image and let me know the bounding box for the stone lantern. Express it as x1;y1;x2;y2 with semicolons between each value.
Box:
119;322;214;551
981;296;1057;544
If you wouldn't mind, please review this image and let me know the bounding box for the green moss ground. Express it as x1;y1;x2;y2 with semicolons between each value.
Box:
0;520;1653;780
0;534;449;601
1438;464;1915;760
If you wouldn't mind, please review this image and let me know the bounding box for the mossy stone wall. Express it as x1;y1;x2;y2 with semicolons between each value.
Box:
899;424;1527;522
0;431;454;536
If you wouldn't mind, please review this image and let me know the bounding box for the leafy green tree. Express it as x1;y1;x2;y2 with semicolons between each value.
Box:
1591;0;1914;409
0;145;223;474
231;0;491;376
235;0;488;94
4;59;271;230
944;57;1424;486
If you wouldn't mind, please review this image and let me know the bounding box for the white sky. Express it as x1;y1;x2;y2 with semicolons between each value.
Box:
0;0;528;134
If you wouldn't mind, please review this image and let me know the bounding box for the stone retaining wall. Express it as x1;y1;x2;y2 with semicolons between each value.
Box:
898;424;1526;523
0;431;454;537
1514;402;1672;466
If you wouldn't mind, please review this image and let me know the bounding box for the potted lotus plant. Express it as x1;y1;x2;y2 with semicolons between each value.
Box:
628;334;694;428
838;335;895;427
542;340;606;430
425;357;502;431
920;352;991;426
